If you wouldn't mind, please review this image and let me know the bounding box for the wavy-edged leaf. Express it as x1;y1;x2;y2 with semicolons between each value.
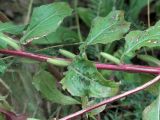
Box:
33;70;80;105
32;27;79;45
21;2;72;44
143;95;160;120
85;10;130;45
0;22;25;34
61;57;119;98
125;21;160;54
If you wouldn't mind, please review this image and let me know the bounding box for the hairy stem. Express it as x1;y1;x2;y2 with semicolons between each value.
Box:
59;74;160;120
0;50;160;74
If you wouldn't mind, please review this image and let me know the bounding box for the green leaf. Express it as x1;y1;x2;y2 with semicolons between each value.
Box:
142;95;160;120
0;22;25;34
125;21;160;54
61;57;119;98
32;27;79;45
33;70;80;105
0;33;20;50
85;10;130;45
21;2;72;44
77;7;95;27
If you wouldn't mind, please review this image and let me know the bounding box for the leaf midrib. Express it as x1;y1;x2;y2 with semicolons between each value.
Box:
87;22;116;44
126;32;160;53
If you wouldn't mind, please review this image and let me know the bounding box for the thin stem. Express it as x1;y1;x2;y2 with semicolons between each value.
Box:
147;0;150;27
74;0;83;42
59;74;160;120
25;0;33;24
0;50;48;62
0;50;160;74
95;63;160;74
35;42;83;52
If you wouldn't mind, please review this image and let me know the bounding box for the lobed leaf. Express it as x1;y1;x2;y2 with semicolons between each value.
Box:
20;2;72;44
85;10;130;45
61;57;119;98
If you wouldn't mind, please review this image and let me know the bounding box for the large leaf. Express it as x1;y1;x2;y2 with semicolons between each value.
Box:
61;57;118;98
125;21;160;54
33;70;80;105
142;95;160;120
32;27;79;45
0;22;25;34
85;10;130;45
20;2;72;44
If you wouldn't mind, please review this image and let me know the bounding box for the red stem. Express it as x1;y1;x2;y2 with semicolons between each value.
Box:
0;49;160;74
59;74;160;120
96;63;160;74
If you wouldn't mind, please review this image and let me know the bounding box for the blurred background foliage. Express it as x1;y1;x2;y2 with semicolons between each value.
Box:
0;0;160;120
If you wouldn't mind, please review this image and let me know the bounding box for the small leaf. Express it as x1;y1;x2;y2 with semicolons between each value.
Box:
125;21;160;54
0;22;25;34
85;10;130;45
32;27;79;45
33;70;80;105
61;57;118;98
142;95;160;120
21;2;72;44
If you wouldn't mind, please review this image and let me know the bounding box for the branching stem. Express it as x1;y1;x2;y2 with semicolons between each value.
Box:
0;49;160;74
59;75;160;120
